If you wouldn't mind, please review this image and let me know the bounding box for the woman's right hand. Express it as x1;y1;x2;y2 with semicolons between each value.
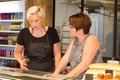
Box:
20;58;29;70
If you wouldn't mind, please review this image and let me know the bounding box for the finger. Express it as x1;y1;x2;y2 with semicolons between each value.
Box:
43;73;51;77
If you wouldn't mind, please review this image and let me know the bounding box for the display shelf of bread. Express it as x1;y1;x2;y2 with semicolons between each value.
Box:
85;63;120;80
96;73;120;80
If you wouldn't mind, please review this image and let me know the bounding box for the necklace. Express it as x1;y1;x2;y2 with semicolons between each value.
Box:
31;26;46;38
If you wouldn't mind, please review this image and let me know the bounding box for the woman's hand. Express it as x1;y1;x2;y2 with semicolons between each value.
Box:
44;73;73;79
43;73;60;78
20;58;29;70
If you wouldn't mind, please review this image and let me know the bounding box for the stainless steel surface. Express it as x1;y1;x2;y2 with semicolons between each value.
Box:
0;66;74;80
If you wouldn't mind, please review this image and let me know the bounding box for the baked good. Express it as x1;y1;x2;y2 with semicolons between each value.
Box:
115;75;120;79
104;73;112;79
95;74;120;80
87;63;120;80
97;73;104;79
89;63;120;71
86;68;120;77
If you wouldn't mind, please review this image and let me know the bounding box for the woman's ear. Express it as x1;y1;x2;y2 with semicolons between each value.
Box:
77;29;83;34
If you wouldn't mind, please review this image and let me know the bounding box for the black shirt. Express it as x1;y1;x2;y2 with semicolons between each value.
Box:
17;27;60;58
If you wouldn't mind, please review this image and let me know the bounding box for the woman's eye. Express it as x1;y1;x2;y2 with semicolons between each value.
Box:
29;21;33;23
35;20;39;22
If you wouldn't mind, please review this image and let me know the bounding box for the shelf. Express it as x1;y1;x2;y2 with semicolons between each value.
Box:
0;19;23;22
0;30;20;33
0;44;16;48
0;0;25;68
62;31;69;32
0;56;16;60
61;24;71;53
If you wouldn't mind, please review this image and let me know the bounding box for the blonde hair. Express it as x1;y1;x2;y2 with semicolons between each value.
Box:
26;6;45;20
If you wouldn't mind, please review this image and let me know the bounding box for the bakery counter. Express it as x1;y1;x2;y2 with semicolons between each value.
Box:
85;63;120;80
0;66;74;80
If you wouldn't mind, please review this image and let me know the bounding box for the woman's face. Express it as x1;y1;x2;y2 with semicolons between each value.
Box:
69;25;77;37
28;13;42;29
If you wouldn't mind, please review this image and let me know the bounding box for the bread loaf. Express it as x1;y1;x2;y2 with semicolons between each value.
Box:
89;63;120;71
86;68;120;77
86;63;120;80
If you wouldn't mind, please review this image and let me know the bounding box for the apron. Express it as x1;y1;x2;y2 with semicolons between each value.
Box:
26;28;54;72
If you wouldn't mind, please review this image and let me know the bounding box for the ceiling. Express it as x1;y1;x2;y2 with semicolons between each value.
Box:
85;0;120;9
0;0;120;11
60;0;120;10
0;0;20;2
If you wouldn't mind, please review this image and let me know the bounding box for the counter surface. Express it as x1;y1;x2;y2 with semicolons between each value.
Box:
0;66;74;80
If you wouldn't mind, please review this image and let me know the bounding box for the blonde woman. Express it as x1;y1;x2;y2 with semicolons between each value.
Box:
14;6;61;72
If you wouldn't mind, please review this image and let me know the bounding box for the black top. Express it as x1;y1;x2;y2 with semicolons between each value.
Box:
17;27;60;58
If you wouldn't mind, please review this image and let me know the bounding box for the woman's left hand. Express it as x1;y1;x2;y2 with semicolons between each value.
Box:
43;73;59;78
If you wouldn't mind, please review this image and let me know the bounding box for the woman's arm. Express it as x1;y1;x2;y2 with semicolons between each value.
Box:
14;43;28;70
14;44;24;63
67;35;100;77
54;42;61;69
53;38;74;75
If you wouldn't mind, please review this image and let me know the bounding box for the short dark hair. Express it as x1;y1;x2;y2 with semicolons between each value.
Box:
69;13;91;34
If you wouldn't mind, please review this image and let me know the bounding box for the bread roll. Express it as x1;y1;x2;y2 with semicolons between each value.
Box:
97;73;104;79
115;75;120;79
104;73;112;79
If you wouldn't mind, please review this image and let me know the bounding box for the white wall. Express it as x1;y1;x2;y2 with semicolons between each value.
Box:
55;1;81;27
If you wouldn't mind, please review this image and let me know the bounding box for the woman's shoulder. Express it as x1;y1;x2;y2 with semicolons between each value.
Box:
48;27;56;30
84;34;100;50
21;28;28;31
47;27;57;32
85;34;99;44
18;28;29;36
20;28;29;33
87;34;98;40
86;34;99;45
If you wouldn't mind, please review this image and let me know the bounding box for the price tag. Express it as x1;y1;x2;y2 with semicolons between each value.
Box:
85;74;93;80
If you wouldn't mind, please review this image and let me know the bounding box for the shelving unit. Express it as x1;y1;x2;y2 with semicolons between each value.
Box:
0;0;25;68
61;24;71;54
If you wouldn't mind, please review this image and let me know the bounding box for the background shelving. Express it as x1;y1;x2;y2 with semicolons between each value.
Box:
0;0;25;68
61;24;72;53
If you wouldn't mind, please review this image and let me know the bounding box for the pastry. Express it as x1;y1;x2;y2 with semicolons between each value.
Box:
104;73;112;79
97;73;104;79
115;75;120;79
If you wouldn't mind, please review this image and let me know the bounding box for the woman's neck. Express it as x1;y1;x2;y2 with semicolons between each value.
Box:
77;34;88;44
30;26;47;38
32;25;43;31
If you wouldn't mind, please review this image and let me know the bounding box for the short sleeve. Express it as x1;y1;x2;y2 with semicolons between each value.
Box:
52;28;60;43
48;27;60;44
17;29;26;45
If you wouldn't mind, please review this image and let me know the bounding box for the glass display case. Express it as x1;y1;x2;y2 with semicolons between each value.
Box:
0;66;75;80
